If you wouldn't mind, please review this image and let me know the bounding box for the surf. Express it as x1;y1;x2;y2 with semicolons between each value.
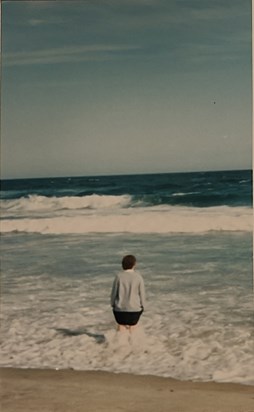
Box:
1;204;252;234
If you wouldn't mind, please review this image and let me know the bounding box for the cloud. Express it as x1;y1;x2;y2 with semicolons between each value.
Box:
2;1;250;69
14;1;250;34
28;17;65;26
3;44;142;66
28;19;46;26
96;1;250;29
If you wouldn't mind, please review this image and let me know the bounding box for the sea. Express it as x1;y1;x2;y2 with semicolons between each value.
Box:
0;169;253;385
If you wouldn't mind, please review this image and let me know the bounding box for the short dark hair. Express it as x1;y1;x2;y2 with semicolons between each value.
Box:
122;255;136;270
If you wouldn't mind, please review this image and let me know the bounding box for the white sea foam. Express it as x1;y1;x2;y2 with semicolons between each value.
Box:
1;228;253;385
1;275;253;385
1;203;252;234
1;194;132;214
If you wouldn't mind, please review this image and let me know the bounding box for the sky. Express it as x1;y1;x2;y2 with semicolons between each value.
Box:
1;0;252;179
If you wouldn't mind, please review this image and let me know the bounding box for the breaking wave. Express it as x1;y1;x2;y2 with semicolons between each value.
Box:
1;194;252;234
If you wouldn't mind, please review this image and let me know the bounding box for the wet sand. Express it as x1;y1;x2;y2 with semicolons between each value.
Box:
1;368;254;412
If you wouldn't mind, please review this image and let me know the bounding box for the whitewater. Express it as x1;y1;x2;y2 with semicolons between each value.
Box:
1;170;253;385
1;194;252;234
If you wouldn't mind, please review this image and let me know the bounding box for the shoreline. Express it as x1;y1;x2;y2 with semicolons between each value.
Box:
1;368;254;412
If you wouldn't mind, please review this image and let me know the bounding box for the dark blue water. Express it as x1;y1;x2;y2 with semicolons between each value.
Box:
1;169;252;207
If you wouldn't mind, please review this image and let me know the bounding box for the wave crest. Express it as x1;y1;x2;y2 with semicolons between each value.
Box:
1;194;132;215
1;204;252;234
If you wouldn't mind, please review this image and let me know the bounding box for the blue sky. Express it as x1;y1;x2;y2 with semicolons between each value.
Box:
1;0;252;178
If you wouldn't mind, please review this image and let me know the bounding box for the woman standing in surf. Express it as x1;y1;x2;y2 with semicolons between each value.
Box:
110;255;146;332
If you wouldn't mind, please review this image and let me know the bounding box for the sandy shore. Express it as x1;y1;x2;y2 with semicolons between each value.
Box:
1;368;254;412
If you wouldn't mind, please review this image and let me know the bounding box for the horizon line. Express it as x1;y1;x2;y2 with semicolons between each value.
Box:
1;167;252;182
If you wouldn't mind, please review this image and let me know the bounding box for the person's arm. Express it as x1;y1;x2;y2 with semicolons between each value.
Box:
139;277;146;310
110;276;119;308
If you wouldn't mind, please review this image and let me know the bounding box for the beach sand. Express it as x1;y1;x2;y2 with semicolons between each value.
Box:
1;368;254;412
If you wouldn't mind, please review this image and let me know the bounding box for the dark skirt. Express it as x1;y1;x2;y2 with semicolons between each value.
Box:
113;310;143;326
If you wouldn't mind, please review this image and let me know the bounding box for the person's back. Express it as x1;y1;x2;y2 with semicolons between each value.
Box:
111;269;145;312
110;255;146;332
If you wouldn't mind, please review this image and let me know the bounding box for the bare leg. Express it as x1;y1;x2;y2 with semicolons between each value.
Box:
117;324;129;332
129;324;138;333
117;324;139;333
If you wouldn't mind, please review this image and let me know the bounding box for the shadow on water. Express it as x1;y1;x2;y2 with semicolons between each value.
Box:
55;328;106;344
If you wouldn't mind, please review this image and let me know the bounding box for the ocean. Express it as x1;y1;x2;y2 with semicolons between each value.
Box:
0;169;253;385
